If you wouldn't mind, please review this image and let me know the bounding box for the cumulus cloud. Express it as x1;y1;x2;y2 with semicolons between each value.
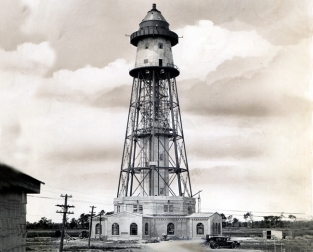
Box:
0;40;131;174
173;20;277;80
40;58;132;98
1;1;312;221
0;42;55;76
92;85;130;108
176;39;312;118
190;166;308;214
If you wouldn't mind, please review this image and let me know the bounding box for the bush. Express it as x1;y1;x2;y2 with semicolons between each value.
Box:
55;230;61;237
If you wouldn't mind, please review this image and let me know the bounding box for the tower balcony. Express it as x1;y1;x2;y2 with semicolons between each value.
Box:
129;62;180;78
130;27;178;47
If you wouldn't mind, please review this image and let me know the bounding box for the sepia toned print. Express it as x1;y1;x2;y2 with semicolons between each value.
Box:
0;1;312;251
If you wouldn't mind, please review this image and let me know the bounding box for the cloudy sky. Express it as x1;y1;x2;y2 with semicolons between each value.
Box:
1;0;312;223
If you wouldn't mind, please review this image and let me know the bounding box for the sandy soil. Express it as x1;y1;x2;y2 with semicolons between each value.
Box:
26;238;263;252
26;237;313;251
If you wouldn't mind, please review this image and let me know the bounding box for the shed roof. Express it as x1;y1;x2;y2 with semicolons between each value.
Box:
0;163;44;193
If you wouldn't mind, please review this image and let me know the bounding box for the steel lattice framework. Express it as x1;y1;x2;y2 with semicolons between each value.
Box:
117;68;192;198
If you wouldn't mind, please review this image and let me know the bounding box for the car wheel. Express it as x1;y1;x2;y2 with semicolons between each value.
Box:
231;243;236;248
213;243;220;249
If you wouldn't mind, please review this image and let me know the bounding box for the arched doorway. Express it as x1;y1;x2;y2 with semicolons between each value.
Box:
167;223;174;235
196;223;204;235
130;223;138;235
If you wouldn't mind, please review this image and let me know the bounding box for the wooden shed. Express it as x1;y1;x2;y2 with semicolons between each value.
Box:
0;163;43;252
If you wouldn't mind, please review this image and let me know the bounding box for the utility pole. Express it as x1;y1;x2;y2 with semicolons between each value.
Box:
88;206;96;248
56;194;74;252
98;210;105;239
198;193;201;213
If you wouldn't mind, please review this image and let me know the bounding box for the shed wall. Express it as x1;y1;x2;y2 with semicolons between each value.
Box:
0;190;27;252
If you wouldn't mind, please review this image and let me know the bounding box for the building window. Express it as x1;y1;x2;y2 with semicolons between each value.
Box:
218;223;221;234
144;59;148;63
213;223;218;234
159;59;163;66
196;223;204;235
112;223;119;235
169;205;173;212
158;43;163;49
139;205;143;213
130;223;138;235
160;188;164;195
133;205;138;213
145;223;149;235
167;223;174;235
164;204;173;212
117;205;120;213
188;205;192;214
95;223;102;234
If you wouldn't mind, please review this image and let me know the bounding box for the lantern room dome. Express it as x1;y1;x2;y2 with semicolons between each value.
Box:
130;3;178;47
139;4;169;30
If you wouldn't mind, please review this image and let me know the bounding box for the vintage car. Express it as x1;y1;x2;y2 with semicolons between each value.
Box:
206;235;241;249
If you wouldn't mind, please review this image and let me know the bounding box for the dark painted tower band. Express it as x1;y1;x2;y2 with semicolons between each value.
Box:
115;3;195;216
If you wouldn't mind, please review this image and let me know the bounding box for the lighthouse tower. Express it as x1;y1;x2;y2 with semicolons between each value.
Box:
115;3;195;216
91;4;223;240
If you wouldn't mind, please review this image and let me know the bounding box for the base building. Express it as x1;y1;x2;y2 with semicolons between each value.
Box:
91;4;222;239
91;210;222;240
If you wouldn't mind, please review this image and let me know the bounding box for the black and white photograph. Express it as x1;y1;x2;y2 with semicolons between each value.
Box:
0;1;312;251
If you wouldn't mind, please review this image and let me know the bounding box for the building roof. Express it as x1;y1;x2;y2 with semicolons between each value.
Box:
142;212;219;219
0;163;44;193
130;3;178;47
141;4;168;23
188;212;215;218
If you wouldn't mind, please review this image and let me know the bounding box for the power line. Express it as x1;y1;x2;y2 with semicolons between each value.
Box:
27;213;59;217
28;195;112;205
42;188;112;201
201;208;305;215
41;188;109;201
44;184;112;198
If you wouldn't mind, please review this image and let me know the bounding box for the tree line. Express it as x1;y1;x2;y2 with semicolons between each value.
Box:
26;210;111;230
221;212;299;229
27;211;306;230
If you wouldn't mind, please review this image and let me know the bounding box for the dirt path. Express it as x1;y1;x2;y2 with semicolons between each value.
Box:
142;240;261;252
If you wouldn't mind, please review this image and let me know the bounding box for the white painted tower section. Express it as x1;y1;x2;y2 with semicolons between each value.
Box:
135;38;174;68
